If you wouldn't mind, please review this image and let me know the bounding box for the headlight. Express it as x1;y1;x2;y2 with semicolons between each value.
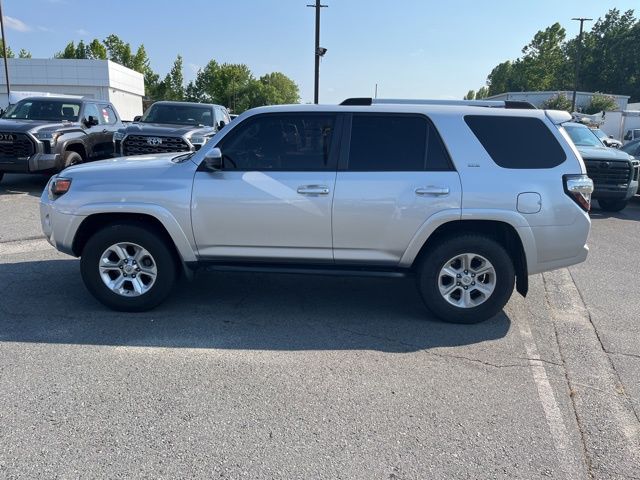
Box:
36;132;61;144
114;132;125;141
189;135;207;145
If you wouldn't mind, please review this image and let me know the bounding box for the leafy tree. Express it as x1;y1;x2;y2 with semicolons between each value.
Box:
54;41;76;59
542;93;572;111
75;40;88;59
487;61;515;96
584;93;618;114
103;34;133;67
463;90;476;100
160;55;185;101
87;39;107;60
476;87;489;99
18;48;31;59
0;40;15;58
255;72;300;105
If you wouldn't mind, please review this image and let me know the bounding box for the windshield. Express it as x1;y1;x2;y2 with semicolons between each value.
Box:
564;125;603;147
140;104;213;126
591;129;607;140
3;99;81;122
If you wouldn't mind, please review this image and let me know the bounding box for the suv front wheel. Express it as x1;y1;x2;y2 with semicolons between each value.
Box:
80;223;177;311
417;235;515;324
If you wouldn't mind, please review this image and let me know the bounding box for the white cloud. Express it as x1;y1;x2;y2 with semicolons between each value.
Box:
37;26;54;32
4;16;31;32
76;28;90;36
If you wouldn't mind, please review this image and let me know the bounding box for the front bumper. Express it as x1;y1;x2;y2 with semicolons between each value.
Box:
0;150;60;173
40;183;85;256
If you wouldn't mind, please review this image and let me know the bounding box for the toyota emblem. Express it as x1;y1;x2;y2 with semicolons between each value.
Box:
147;137;163;146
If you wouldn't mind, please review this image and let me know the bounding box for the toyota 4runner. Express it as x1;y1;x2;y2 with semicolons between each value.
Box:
0;96;123;184
40;99;594;324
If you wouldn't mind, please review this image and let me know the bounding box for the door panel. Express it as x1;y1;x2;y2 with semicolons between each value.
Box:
192;171;336;260
332;171;461;264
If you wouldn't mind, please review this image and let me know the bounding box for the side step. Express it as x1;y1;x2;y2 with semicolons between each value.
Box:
198;262;412;278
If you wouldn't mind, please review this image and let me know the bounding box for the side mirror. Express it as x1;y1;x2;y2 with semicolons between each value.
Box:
624;131;631;140
133;115;142;122
218;120;226;130
608;135;614;139
203;147;223;171
84;116;98;127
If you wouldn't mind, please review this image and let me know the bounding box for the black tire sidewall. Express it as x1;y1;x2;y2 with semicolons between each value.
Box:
417;235;515;324
80;223;176;311
60;151;83;171
598;199;627;212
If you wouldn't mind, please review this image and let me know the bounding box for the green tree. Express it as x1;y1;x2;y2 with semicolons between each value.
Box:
542;93;572;111
54;41;76;59
584;93;618;114
0;40;15;58
463;89;476;100
160;55;185;101
75;40;88;59
487;61;515;96
476;86;489;99
18;48;32;59
517;23;567;91
103;34;133;67
255;72;300;105
87;39;107;60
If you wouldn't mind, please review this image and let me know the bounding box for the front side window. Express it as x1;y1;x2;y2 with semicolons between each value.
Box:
218;114;336;171
3;100;81;122
465;115;567;169
83;103;100;123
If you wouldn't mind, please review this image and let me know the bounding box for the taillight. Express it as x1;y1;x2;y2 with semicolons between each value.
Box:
51;177;72;196
564;174;593;212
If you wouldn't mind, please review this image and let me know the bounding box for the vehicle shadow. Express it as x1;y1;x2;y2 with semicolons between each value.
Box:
0;173;50;198
590;196;640;221
0;259;511;352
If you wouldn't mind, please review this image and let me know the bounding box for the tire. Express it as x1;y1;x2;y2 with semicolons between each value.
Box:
416;235;515;324
598;199;627;212
59;150;83;171
80;223;177;312
0;172;4;183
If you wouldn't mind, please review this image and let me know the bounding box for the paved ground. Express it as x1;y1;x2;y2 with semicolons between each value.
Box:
0;173;638;479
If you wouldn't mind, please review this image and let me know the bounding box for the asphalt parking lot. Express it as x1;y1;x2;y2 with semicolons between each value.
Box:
1;173;639;479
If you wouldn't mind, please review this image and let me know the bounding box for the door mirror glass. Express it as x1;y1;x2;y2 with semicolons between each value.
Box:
84;115;99;127
204;147;223;171
134;115;142;122
218;120;226;130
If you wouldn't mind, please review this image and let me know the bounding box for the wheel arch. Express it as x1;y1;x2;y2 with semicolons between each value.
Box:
408;218;531;297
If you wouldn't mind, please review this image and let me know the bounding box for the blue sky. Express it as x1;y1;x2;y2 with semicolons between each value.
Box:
3;0;637;103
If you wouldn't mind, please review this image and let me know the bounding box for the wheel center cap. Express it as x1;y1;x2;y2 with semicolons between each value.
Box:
461;276;472;285
124;265;135;274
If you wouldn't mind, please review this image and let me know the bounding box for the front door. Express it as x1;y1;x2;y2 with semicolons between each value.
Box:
191;112;341;262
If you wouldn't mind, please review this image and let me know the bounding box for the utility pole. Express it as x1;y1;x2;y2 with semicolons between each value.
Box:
0;0;11;105
307;0;327;104
571;17;592;113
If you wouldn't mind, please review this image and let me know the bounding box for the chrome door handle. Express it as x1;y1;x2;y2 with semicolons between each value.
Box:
415;186;450;196
297;185;330;195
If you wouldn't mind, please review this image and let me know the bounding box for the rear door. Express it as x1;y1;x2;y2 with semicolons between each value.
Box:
332;113;462;265
97;104;119;156
191;112;342;262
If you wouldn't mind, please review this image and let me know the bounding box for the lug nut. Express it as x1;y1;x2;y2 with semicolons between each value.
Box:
123;273;127;277
456;274;461;278
132;274;136;278
464;270;468;274
472;281;476;285
471;273;475;277
136;267;140;272
119;265;123;269
464;286;469;290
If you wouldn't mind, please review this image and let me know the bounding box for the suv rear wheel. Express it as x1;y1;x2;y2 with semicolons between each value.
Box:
598;199;627;212
80;223;177;311
417;235;515;324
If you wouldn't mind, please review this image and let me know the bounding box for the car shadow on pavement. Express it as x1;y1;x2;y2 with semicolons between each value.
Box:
0;259;511;352
590;197;640;221
0;174;50;198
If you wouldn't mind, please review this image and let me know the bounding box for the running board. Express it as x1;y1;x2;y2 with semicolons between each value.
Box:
198;262;412;278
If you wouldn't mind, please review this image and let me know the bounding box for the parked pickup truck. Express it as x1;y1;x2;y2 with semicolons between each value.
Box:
0;97;123;184
114;101;230;156
565;122;639;212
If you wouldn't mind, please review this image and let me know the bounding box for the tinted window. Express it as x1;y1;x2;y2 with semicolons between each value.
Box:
564;124;603;147
83;103;100;123
219;114;336;171
349;115;427;171
621;140;640;156
465;115;566;169
99;105;117;125
141;104;213;126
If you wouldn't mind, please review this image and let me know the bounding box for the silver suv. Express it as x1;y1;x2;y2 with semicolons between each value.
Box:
40;99;594;324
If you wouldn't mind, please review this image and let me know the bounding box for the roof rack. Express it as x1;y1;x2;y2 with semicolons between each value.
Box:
340;98;536;109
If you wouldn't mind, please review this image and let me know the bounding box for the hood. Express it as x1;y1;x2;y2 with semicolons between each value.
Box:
0;118;80;134
62;152;189;176
576;144;633;161
122;122;215;137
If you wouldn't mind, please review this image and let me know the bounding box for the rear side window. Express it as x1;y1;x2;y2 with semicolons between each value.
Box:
464;115;566;169
348;114;452;171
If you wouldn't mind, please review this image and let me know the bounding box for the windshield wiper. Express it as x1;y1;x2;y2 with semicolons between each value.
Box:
173;151;196;163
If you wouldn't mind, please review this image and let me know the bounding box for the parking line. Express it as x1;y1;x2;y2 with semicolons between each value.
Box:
518;316;583;479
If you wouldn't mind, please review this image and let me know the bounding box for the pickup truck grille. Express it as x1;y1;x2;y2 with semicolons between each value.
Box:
584;160;632;189
0;133;35;158
122;135;190;156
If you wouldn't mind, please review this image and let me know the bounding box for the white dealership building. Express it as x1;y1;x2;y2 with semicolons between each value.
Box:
0;58;145;121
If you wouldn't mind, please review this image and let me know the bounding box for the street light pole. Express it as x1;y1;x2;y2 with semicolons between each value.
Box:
0;0;11;106
571;17;592;113
307;0;327;104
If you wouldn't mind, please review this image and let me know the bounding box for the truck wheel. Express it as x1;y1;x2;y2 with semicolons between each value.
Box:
0;172;3;184
416;235;515;324
80;223;177;312
60;150;83;171
598;199;627;212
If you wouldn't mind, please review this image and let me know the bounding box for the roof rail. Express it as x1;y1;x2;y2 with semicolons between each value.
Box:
340;98;536;109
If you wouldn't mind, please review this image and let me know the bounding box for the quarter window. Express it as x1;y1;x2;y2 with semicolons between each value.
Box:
100;105;117;125
465;115;566;169
347;114;451;171
218;114;336;171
